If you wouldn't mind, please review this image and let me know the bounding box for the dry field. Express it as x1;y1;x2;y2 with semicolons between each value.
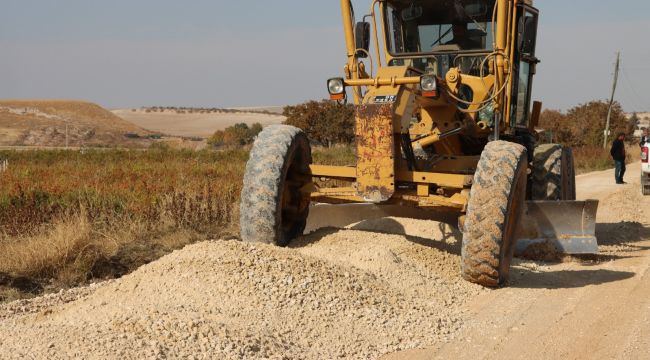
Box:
112;108;286;138
0;100;646;358
0;146;354;302
0;100;151;148
0;159;648;359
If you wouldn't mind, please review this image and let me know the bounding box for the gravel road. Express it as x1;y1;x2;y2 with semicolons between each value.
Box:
0;165;648;359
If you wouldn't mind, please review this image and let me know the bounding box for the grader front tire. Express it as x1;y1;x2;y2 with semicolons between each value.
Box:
240;125;311;246
461;141;528;287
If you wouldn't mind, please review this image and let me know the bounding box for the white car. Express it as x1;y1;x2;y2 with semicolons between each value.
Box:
642;144;649;195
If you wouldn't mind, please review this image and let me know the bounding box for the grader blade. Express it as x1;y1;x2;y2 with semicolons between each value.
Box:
515;200;599;256
304;204;449;234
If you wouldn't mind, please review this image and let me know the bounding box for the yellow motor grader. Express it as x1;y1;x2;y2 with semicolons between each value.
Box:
240;0;598;287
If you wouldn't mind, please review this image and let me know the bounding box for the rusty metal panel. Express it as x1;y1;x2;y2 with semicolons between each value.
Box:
355;104;395;203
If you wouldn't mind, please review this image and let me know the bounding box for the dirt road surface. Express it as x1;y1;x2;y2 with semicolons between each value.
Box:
0;163;648;359
383;162;650;360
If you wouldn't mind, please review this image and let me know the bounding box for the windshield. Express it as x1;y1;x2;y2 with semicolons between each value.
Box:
385;0;496;55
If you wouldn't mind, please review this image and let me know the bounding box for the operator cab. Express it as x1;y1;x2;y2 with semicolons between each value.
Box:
384;0;496;76
378;0;539;128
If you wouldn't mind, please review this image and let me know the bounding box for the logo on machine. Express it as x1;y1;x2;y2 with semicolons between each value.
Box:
373;95;397;104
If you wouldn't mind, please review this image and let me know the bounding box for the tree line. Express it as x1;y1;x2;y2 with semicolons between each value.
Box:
538;100;638;147
208;101;355;148
208;99;640;149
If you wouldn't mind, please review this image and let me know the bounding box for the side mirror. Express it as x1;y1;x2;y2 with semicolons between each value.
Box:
401;5;423;21
519;15;538;55
355;22;370;58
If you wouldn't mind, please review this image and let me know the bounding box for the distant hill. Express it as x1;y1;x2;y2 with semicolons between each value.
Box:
113;107;286;138
0;100;151;147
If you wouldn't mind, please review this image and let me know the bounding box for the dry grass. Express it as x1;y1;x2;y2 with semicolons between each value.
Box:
0;212;93;279
0;148;246;301
0;142;628;302
573;144;641;175
0;206;222;301
0;146;351;302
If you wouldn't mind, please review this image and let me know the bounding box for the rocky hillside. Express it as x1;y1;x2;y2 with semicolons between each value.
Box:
0;100;150;147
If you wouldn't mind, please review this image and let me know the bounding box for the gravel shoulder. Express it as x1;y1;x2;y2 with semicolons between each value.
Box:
383;164;650;360
1;165;648;359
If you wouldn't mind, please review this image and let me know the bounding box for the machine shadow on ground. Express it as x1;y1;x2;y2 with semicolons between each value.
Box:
294;216;463;256
566;221;650;264
296;205;648;290
595;222;650;246
508;268;636;289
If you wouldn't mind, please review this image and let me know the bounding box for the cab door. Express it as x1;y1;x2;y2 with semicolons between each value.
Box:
510;6;539;128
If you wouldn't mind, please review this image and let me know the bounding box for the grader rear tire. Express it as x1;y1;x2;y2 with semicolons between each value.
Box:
461;141;528;287
531;144;576;201
240;125;311;246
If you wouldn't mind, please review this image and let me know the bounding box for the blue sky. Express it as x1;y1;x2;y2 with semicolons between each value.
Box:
1;0;649;111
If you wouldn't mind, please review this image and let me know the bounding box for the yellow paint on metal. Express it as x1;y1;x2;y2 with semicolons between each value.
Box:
355;103;396;203
395;170;471;189
505;0;519;127
419;193;468;210
310;164;471;190
427;156;480;173
358;66;419;105
339;0;362;103
310;165;356;179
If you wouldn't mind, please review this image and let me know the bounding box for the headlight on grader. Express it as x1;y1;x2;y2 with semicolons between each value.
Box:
420;75;439;98
327;78;346;100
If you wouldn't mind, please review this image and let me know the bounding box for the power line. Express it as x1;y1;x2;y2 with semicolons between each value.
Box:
620;65;647;111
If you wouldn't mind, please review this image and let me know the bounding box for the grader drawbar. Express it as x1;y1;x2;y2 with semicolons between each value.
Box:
240;0;598;287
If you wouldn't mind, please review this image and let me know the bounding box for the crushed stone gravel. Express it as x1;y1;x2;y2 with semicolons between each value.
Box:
0;219;486;359
1;181;644;359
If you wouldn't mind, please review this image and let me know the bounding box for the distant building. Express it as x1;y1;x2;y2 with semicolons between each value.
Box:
625;112;650;138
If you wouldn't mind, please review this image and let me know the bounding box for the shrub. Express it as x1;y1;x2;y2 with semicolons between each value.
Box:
208;123;263;148
539;101;630;147
283;100;355;147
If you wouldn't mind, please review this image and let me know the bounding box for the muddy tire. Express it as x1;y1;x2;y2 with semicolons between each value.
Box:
531;144;576;201
240;125;311;246
461;141;528;287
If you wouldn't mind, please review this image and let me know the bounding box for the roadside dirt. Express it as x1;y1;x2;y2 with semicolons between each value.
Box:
0;165;648;359
383;163;650;360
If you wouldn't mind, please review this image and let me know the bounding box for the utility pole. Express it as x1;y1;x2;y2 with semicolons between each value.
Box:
603;52;620;149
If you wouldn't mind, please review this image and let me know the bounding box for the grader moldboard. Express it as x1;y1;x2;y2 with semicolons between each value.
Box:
240;0;599;287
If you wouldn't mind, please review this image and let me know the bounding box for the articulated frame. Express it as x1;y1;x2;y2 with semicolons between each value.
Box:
302;94;478;213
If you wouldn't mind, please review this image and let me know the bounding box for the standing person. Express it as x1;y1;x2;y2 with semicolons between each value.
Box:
640;127;649;148
610;132;627;184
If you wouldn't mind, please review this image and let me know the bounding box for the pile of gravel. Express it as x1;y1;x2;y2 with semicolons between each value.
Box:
0;218;485;359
